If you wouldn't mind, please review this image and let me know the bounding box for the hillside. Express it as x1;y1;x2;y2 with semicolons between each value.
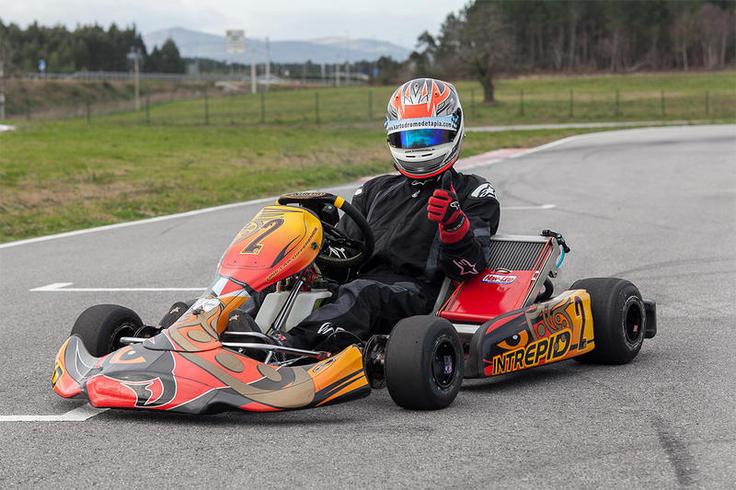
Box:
143;27;411;64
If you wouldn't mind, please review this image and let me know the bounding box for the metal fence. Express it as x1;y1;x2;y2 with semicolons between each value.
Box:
19;70;369;84
3;81;735;126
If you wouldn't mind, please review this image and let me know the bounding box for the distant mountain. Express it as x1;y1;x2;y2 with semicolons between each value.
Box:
144;28;411;64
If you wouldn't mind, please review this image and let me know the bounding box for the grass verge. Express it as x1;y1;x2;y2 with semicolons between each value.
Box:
0;120;601;243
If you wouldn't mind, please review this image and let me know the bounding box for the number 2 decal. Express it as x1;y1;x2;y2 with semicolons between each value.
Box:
574;296;588;349
241;218;284;255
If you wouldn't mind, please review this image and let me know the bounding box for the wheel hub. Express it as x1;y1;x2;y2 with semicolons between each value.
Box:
432;340;456;388
624;300;644;344
109;322;138;352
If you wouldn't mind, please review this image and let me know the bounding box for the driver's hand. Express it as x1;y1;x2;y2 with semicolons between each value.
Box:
427;188;469;244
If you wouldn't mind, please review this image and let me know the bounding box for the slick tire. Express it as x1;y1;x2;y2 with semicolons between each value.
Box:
385;315;463;410
71;304;143;357
570;278;646;365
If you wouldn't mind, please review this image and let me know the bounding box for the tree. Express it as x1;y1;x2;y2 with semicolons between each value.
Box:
696;3;734;69
157;39;185;73
447;1;514;103
671;8;697;70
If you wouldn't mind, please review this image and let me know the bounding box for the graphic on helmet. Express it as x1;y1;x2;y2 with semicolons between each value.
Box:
385;78;464;179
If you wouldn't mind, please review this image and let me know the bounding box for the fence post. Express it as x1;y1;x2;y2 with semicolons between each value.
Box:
519;89;524;116
660;90;665;117
145;96;151;125
204;87;210;125
86;100;91;124
470;89;476;119
705;90;710;117
315;92;320;124
569;89;574;118
368;90;373;120
26;101;31;120
614;90;620;118
260;91;265;124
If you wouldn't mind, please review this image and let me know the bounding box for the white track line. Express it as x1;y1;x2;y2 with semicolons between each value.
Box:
25;203;556;294
0;135;585;251
0;403;108;422
30;282;205;292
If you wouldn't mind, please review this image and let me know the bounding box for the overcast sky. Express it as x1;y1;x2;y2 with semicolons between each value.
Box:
1;0;469;48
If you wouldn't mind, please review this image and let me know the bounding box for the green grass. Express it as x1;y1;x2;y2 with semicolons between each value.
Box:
1;71;733;243
0;120;600;243
83;70;736;127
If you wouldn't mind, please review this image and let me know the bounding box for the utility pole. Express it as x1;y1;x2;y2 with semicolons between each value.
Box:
344;32;350;86
251;53;257;94
128;47;141;111
134;51;140;111
265;37;270;92
0;55;5;120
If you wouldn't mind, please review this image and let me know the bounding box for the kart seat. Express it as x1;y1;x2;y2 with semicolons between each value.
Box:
254;290;332;333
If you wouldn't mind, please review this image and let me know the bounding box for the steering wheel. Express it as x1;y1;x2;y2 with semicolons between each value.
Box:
277;191;375;270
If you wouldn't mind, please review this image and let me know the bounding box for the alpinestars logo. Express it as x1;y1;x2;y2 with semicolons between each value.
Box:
317;323;347;337
453;258;478;276
470;183;496;199
328;246;347;259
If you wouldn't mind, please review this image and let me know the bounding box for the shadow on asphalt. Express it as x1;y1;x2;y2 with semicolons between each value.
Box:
100;409;359;426
460;364;578;393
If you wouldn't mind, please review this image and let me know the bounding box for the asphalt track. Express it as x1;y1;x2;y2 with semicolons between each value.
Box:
0;125;734;488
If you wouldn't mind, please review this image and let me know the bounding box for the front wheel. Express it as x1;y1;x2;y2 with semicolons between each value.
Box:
385;316;464;410
71;304;143;357
571;278;646;364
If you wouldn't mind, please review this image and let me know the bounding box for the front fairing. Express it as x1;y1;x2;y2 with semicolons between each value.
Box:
50;203;365;414
52;333;369;414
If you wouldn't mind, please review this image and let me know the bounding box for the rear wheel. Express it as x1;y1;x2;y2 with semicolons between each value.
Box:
71;304;143;357
385;316;463;410
571;278;646;364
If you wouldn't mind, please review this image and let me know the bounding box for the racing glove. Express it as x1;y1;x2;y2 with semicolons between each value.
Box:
427;174;470;244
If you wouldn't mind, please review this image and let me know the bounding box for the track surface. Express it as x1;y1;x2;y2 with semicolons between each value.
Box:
0;125;734;488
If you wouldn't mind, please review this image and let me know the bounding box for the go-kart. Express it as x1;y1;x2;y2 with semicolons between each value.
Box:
52;191;657;413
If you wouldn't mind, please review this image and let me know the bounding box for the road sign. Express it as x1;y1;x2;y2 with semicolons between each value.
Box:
225;29;246;54
38;59;46;73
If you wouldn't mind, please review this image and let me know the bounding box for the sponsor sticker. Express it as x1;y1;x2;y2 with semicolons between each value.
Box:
492;329;572;375
481;273;517;285
384;115;458;134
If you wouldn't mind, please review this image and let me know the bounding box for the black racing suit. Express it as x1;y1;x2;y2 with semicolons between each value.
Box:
284;169;500;351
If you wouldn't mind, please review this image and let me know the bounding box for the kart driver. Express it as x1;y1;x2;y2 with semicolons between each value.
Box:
283;78;500;351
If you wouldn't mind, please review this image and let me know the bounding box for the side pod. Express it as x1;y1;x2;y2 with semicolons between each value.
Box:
464;290;595;378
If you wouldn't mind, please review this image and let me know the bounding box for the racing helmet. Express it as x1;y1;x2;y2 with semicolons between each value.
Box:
385;78;464;179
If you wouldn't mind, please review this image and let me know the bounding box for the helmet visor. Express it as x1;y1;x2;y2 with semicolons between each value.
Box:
388;128;456;149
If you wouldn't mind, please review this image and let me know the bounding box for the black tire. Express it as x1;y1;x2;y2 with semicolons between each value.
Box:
570;278;646;365
71;304;143;357
385;315;464;410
